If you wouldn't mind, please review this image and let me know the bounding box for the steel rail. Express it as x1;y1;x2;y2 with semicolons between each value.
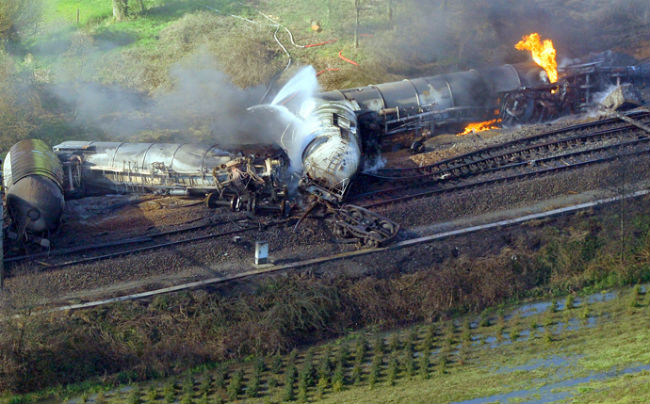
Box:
31;188;650;314
4;217;243;265
38;226;263;270
352;130;648;204
372;110;649;178
358;139;650;209
365;123;644;183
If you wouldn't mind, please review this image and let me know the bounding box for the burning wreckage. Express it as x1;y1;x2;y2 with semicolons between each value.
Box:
3;43;649;249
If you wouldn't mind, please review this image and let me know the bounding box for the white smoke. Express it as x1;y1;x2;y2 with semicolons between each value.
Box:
249;65;321;172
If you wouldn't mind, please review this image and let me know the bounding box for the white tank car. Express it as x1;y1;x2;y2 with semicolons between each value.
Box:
299;100;361;201
3;139;65;237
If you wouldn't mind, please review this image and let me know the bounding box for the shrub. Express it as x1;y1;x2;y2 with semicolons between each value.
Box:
301;350;315;388
283;362;297;401
462;319;472;342
318;347;332;382
213;366;225;390
332;361;345;391
351;362;362;385
544;328;553;344
182;376;194;395
419;349;430;379
387;355;398;386
226;370;243;401
283;377;295;401
180;392;192;404
373;335;385;355
128;387;141;404
355;335;367;365
316;375;328;399
95;391;107;404
438;356;447;375
198;392;209;404
403;352;415;379
297;372;308;403
422;324;436;351
198;376;211;396
565;295;575;310
163;382;175;403
510;325;520;341
271;354;283;374
247;369;260;398
388;333;400;353
368;354;382;389
479;310;490;327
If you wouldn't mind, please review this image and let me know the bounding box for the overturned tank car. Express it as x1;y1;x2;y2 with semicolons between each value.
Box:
3;139;66;246
52;141;289;214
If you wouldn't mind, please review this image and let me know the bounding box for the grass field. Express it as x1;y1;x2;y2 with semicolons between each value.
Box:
4;285;648;404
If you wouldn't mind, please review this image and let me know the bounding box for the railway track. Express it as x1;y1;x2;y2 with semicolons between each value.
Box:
32;188;650;314
351;112;650;208
5;216;285;272
371;110;649;179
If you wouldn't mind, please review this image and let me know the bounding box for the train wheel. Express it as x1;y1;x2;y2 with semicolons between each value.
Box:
205;192;219;208
364;231;381;248
410;141;425;154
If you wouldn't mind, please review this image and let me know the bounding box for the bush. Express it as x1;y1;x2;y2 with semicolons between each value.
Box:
213;366;225;390
388;334;401;353
419;349;430;380
127;387;141;404
386;355;398;386
226;370;243;401
565;295;575;310
373;335;385;355
247;369;260;398
403;352;415;379
368;353;382;389
422;324;436;351
316;375;327;399
332;361;345;391
438;356;448;375
271;354;283;375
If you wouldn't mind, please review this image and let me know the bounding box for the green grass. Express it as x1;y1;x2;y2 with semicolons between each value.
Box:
9;285;649;404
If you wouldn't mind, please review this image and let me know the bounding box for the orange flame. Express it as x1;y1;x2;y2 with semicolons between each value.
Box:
458;119;501;136
515;33;558;83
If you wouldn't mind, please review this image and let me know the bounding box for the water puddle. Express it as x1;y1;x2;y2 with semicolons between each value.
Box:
450;363;650;404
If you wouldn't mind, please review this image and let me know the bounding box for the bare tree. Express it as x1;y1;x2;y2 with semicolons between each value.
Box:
0;0;41;41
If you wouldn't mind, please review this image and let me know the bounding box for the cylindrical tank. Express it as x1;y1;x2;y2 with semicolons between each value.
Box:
300;100;361;201
3;139;65;234
319;62;545;113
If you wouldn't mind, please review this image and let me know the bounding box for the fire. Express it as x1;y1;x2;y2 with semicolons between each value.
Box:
458;119;501;136
515;33;558;83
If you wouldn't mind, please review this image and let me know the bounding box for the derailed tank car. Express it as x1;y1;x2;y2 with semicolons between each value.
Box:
299;100;361;202
53;141;289;213
3;139;65;245
318;62;548;150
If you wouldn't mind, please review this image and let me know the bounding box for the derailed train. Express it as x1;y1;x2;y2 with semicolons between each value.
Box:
3;52;648;246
